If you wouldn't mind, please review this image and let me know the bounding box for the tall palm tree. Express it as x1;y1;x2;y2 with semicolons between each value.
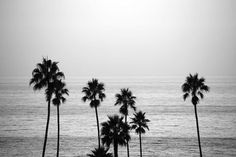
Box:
182;73;209;157
52;80;69;157
87;147;113;157
30;57;65;157
101;115;130;157
114;88;136;157
82;78;106;148
130;111;150;157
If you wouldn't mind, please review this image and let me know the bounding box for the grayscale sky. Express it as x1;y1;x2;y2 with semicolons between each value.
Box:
0;0;235;78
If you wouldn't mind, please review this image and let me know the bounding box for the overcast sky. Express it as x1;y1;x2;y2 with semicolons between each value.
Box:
0;0;235;78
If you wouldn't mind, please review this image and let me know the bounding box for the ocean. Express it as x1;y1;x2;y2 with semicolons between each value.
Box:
0;76;236;156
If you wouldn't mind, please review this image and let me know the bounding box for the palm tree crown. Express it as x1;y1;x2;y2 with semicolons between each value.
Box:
87;147;113;157
101;115;130;157
115;88;136;116
101;115;130;147
52;80;69;106
182;73;209;105
130;111;150;134
82;78;106;108
30;57;65;101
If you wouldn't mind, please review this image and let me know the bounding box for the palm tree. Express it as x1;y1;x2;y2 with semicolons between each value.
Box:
30;57;65;157
114;88;136;157
52;80;69;157
82;78;106;148
182;73;209;157
130;111;150;157
87;147;113;157
101;115;130;157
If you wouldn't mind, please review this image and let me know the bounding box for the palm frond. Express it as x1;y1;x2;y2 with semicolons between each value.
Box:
55;71;65;79
61;97;66;103
87;147;113;157
52;98;60;106
200;85;209;92
50;62;59;74
32;68;41;77
183;93;189;101
33;81;45;91
90;100;100;108
182;83;191;93
129;102;136;111
29;78;36;86
97;82;105;90
192;96;199;105
198;77;205;85
198;91;204;99
99;93;105;101
119;105;128;116
82;96;88;102
36;63;45;73
130;111;150;135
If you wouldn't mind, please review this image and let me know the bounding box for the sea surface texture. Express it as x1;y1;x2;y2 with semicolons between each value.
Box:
0;76;236;157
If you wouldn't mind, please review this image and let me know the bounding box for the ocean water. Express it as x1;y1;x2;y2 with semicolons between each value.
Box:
0;76;236;156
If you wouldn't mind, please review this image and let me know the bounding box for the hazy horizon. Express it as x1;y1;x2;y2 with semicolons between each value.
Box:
0;0;236;78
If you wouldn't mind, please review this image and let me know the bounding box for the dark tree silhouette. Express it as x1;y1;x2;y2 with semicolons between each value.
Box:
30;57;65;157
182;73;209;157
130;111;150;157
101;115;130;157
82;78;106;148
52;80;69;157
87;147;113;157
114;88;136;157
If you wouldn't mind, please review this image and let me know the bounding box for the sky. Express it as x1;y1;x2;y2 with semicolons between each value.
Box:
0;0;236;78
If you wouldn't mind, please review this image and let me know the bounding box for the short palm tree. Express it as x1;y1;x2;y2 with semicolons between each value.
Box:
115;88;136;157
82;78;106;148
52;80;69;157
101;115;130;157
87;147;113;157
130;111;150;157
182;73;209;157
30;57;65;157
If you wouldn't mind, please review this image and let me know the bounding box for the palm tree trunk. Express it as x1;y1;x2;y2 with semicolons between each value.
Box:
126;141;130;157
95;107;101;148
42;101;50;157
57;105;60;157
114;141;118;157
139;133;142;157
194;104;202;157
125;115;130;157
